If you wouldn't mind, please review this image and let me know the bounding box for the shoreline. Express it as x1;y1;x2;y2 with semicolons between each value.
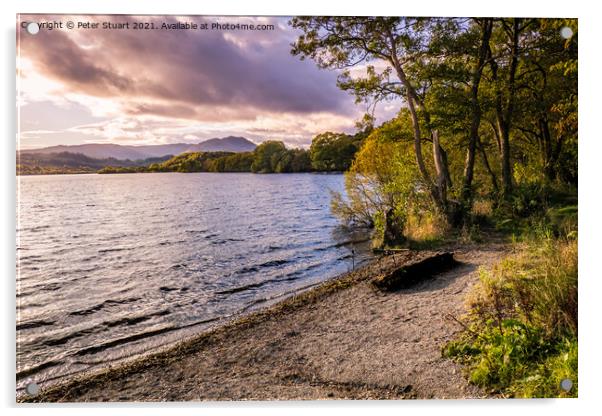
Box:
20;242;506;402
17;170;348;176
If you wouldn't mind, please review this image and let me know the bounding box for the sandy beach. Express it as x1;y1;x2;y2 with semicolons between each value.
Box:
21;241;507;402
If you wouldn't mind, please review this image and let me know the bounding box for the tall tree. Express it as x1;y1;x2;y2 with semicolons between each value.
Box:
425;18;495;206
513;19;578;183
485;18;535;195
462;19;494;204
291;17;454;218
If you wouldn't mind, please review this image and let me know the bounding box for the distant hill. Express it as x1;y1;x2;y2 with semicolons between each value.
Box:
17;151;173;175
19;136;257;160
193;136;257;153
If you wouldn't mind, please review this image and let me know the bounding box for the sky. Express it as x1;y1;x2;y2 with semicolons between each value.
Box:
17;15;402;150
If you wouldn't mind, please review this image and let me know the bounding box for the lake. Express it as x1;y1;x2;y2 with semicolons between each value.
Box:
16;172;373;390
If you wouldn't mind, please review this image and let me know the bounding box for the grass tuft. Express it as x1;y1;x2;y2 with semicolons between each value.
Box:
444;227;577;398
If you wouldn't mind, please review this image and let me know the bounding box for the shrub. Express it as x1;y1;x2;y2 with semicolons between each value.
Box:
444;231;577;397
404;211;449;245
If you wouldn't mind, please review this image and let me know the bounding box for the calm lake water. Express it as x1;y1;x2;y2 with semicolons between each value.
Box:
16;172;372;389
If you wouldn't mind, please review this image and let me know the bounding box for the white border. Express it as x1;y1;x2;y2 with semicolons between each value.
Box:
2;1;599;415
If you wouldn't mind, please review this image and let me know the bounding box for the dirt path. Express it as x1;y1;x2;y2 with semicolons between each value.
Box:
28;242;506;402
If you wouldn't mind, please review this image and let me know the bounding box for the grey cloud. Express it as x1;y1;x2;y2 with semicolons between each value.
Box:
19;15;354;120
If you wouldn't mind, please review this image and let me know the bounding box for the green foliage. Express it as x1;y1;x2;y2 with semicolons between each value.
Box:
546;205;578;238
213;152;254;172
370;210;386;249
506;182;548;218
291;16;579;398
292;17;578;224
309;132;360;172
98;166;146;174
251;140;287;173
444;228;577;397
513;338;578;398
445;320;577;398
493;181;578;238
250;141;313;173
18;165;96;175
330;116;433;247
129;145;309;175
150;151;235;173
18;152;171;175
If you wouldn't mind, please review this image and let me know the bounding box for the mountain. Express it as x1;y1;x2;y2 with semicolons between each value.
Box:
16;151;173;175
193;136;257;153
19;136;257;160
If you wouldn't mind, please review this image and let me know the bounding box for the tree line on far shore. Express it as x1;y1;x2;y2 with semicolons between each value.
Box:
98;130;367;174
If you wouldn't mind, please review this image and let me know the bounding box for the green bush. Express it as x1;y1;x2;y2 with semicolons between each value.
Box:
444;229;577;397
445;320;576;397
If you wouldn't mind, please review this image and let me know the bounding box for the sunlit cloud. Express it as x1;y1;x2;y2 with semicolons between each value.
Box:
18;14;401;149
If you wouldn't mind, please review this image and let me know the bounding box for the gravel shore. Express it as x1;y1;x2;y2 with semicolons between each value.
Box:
21;242;506;402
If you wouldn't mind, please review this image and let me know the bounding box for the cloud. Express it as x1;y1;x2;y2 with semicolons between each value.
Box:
18;15;401;148
19;15;353;121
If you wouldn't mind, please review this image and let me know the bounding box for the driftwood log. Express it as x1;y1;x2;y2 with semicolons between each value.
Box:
372;252;458;291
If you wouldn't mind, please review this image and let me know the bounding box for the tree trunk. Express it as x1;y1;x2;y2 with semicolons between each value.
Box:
461;18;493;207
432;130;448;214
488;19;522;197
477;135;499;194
538;115;557;181
406;94;431;185
491;73;514;197
502;19;520;195
440;145;453;189
383;208;405;247
389;50;450;216
499;120;513;195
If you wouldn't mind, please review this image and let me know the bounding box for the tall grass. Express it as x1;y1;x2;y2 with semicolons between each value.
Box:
404;212;449;247
444;224;578;397
469;235;577;336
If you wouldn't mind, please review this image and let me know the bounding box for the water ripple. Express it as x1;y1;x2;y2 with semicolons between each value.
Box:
16;172;373;389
